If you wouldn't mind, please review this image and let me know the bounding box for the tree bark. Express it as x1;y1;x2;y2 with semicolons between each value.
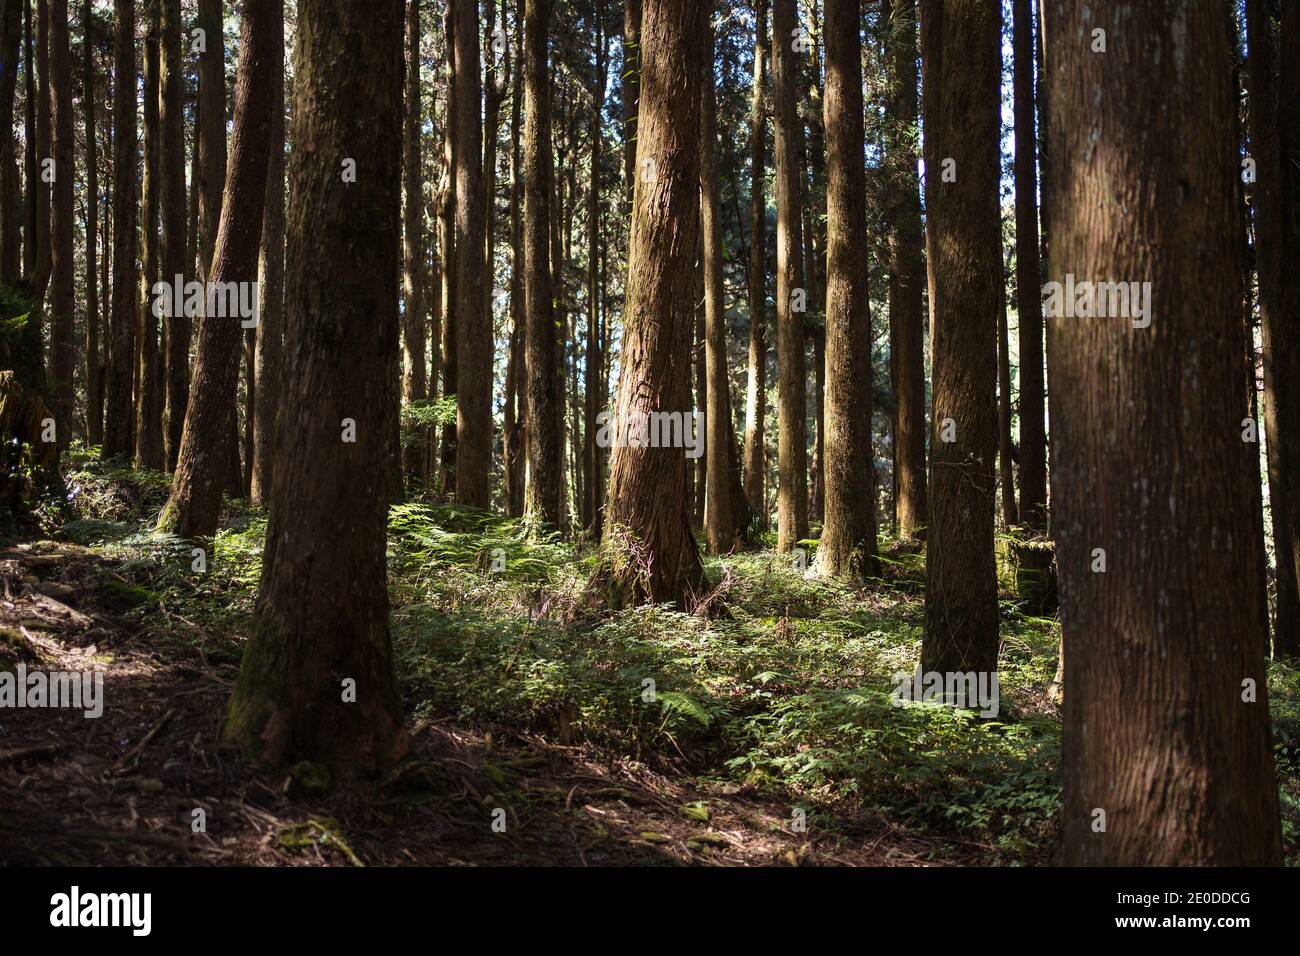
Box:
226;0;407;778
79;0;99;444
46;0;72;448
918;0;1001;676
401;0;426;484
997;278;1018;526
161;0;188;470
503;0;525;517
743;0;768;530
135;0;164;470
621;0;640;204
158;0;277;539
0;0;20;284
584;6;608;538
1047;0;1282;865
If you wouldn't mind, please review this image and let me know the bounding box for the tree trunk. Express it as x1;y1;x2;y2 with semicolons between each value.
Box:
882;0;926;542
249;1;284;503
584;7;607;538
524;0;561;526
772;0;807;554
161;0;188;471
0;0;20;284
102;0;136;459
452;0;488;508
997;278;1018;526
436;3;457;498
226;0;407;778
158;0;278;539
1250;0;1300;660
135;0;164;470
813;0;877;582
598;0;706;608
504;1;525;517
401;0;426;484
622;0;640;204
743;0;767;530
1047;0;1282;865
1013;0;1045;531
918;0;1000;676
46;0;72;448
197;0;225;279
79;0;99;445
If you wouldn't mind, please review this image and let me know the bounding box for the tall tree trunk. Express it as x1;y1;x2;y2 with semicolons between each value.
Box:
437;3;457;498
29;0;50;299
743;0;767;529
226;0;407;777
621;0;640;204
46;0;73;448
0;0;23;285
918;0;1000;676
452;0;488;507
584;7;607;538
504;0;525;518
1047;0;1282;865
401;0;426;483
523;0;561;526
997;279;1018;526
135;0;164;469
1012;0;1045;531
599;0;706;608
772;0;807;553
813;0;876;581
1250;0;1300;660
197;0;225;279
882;0;926;542
80;0;100;445
161;0;188;470
249;0;284;502
158;0;277;538
102;0;137;458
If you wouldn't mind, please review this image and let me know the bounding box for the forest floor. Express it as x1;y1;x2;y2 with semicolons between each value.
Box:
2;449;1297;867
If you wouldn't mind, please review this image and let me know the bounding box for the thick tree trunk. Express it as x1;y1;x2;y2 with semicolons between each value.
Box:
102;0;136;459
158;0;278;539
524;0;561;526
1047;0;1282;865
226;0;407;777
401;0;426;484
622;0;640;204
46;0;72;448
918;0;1001;676
772;0;807;554
813;0;877;582
743;0;767;529
452;0;488;508
250;1;284;503
1013;0;1045;531
1250;0;1300;660
599;0;706;608
882;0;926;542
161;0;188;470
135;0;164;470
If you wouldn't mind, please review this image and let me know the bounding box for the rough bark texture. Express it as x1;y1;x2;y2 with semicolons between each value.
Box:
524;0;561;527
743;0;768;529
102;0;136;459
813;0;877;582
401;0;426;484
46;0;72;448
136;0;164;470
225;0;408;777
1047;0;1282;865
250;0;285;503
622;0;640;203
161;0;188;470
599;0;706;608
158;0;277;539
453;0;488;508
1251;0;1300;659
772;0;807;554
1013;0;1045;531
882;0;926;541
918;0;1000;676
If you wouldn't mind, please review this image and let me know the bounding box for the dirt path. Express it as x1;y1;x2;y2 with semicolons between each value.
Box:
0;537;949;867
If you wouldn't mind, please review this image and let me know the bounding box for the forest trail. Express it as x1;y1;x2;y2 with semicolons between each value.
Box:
0;536;947;867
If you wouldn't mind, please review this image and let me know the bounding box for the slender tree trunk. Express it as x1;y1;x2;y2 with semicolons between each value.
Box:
80;0;99;444
160;0;187;469
159;0;277;538
772;0;807;553
102;0;137;458
400;0;426;483
226;0;407;777
918;0;1001;676
813;0;876;581
1048;0;1282;865
29;0;50;299
135;0;164;469
997;280;1018;526
743;0;768;529
524;0;561;526
0;0;23;285
504;1;525;517
46;0;73;448
622;0;640;203
452;0;488;507
1013;0;1045;531
584;8;607;538
1250;0;1300;660
599;0;706;608
437;3;457;497
249;0;284;502
197;0;224;279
